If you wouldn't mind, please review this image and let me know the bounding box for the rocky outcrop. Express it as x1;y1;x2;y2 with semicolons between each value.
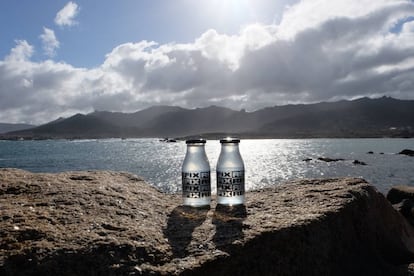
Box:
387;186;414;227
306;157;367;165
1;169;414;275
387;186;414;204
399;149;414;157
317;157;345;162
352;159;367;165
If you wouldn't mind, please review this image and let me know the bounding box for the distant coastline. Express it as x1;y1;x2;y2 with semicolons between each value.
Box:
1;97;413;140
1;132;414;141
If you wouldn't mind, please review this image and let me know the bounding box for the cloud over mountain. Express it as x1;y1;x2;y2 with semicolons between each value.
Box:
1;0;414;124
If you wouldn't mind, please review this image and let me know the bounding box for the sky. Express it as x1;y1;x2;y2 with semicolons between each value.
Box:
1;0;414;124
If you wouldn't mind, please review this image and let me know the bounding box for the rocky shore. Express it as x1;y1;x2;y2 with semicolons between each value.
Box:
1;169;414;275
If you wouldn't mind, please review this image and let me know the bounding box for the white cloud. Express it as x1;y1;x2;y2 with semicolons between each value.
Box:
1;0;414;124
277;0;406;39
194;24;277;71
4;40;34;62
0;42;87;123
54;1;79;27
39;27;60;57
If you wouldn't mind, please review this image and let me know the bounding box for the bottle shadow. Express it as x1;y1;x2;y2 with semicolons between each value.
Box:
212;204;247;252
164;205;209;258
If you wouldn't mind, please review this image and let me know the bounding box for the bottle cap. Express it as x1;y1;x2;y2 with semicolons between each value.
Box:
220;137;240;143
186;139;206;144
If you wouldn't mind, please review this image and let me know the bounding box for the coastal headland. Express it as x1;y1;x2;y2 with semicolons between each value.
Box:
1;169;414;275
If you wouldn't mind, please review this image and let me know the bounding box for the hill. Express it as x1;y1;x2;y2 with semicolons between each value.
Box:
0;123;35;134
2;97;414;139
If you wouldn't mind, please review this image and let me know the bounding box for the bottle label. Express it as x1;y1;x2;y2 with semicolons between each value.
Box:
217;170;245;197
182;171;211;198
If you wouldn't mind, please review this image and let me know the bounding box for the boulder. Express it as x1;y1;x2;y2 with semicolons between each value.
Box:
387;186;414;204
1;168;414;275
393;199;414;227
387;186;414;227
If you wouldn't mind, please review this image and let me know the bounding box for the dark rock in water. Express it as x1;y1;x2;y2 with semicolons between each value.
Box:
380;152;384;155
399;149;414;157
317;157;345;162
302;158;312;162
387;185;414;204
353;160;367;166
367;151;374;154
1;169;414;275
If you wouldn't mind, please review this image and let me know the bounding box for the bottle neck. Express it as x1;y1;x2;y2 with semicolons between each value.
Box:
184;143;210;171
220;143;240;153
217;142;244;170
187;144;206;154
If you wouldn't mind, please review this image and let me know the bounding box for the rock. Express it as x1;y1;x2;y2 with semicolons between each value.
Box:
393;199;414;227
367;151;374;154
387;186;414;228
353;159;367;165
317;157;345;162
1;169;414;275
387;186;414;204
399;149;414;157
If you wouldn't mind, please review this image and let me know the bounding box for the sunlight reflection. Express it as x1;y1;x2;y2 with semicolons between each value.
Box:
1;138;413;194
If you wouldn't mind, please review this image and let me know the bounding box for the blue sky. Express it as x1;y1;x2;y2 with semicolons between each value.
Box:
1;0;414;124
0;0;287;67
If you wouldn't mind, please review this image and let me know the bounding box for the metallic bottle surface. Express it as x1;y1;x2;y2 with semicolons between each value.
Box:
181;139;211;207
216;138;245;205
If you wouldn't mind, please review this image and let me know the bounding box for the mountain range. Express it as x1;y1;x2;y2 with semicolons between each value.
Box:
2;97;414;139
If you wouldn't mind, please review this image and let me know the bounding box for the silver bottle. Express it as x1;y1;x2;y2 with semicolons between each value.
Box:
181;139;211;207
216;138;245;205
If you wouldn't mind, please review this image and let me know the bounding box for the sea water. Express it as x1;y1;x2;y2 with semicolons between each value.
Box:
0;138;413;193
